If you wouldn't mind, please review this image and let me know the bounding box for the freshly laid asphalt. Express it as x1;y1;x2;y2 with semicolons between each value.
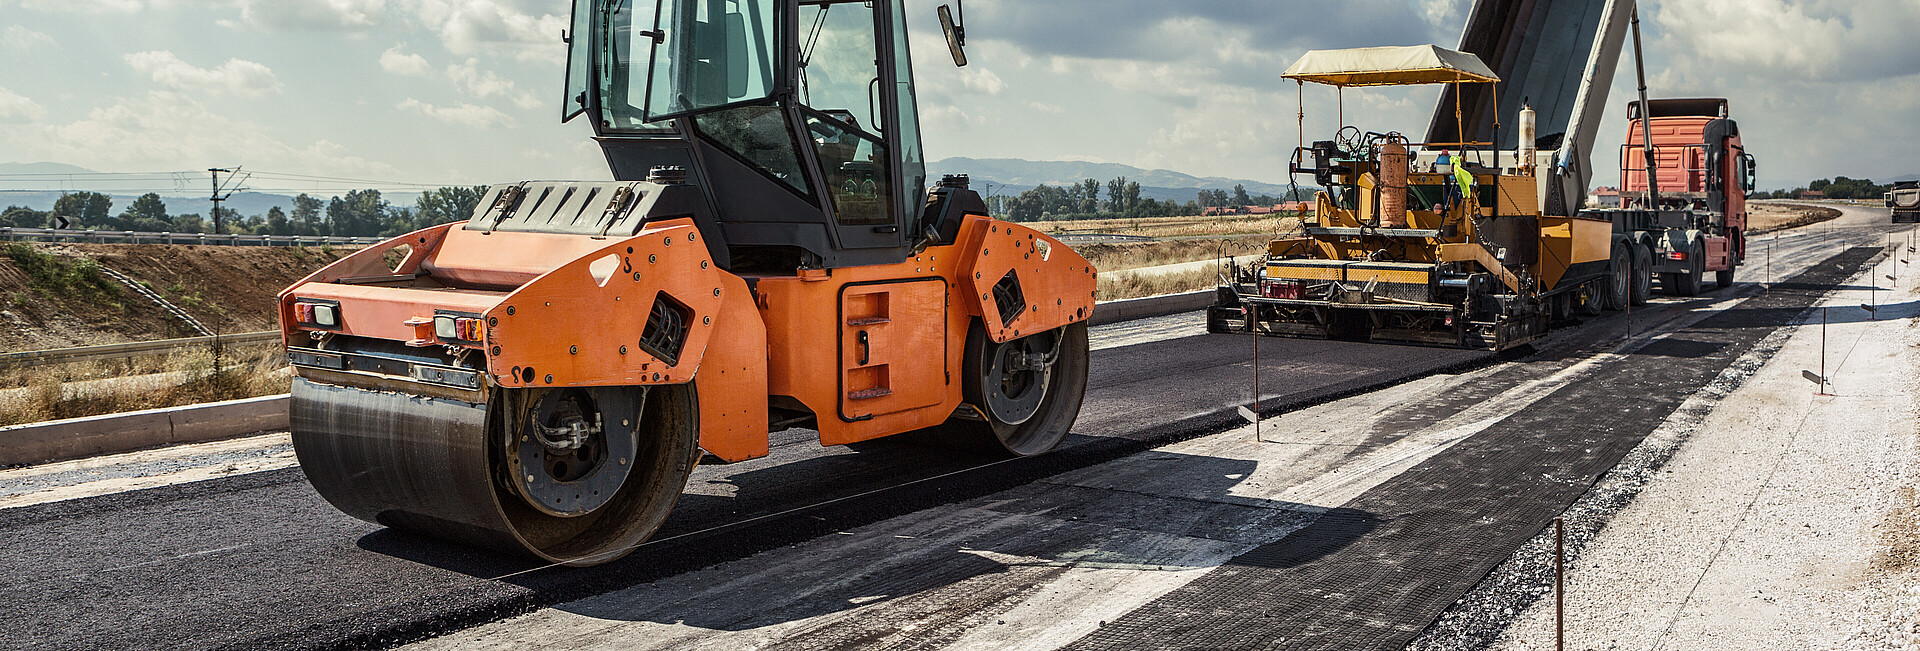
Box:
1064;246;1882;651
1;319;1484;650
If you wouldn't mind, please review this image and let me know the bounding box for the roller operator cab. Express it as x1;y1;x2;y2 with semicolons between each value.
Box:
280;0;1096;566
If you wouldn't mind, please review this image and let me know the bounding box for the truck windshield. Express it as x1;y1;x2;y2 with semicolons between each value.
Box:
594;0;779;128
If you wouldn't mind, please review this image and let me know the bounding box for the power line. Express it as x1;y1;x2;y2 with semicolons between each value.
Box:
0;168;477;190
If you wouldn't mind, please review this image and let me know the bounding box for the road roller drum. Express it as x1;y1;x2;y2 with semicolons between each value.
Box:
291;379;700;565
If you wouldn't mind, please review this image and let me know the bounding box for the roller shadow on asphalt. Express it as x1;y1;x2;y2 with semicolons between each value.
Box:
537;451;1377;631
350;434;1007;582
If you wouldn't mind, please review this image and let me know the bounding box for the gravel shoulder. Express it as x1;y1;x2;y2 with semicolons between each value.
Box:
1481;253;1920;650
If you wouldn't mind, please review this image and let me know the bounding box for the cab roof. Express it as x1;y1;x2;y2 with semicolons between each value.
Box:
1283;45;1499;87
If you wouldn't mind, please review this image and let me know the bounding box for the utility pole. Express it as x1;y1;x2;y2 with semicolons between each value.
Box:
208;167;248;235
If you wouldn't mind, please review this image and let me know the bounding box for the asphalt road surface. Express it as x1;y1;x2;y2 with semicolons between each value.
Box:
0;203;1903;650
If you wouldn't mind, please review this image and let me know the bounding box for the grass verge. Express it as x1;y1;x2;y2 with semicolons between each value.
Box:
3;243;120;301
1096;266;1220;301
0;343;290;427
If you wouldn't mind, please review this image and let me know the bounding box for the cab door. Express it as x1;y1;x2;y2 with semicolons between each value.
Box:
794;0;926;252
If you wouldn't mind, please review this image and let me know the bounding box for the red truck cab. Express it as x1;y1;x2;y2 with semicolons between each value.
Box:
1619;98;1757;275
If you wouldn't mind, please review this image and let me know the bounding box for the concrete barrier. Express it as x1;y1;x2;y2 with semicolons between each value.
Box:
1088;289;1216;326
1;394;289;466
3;291;1222;465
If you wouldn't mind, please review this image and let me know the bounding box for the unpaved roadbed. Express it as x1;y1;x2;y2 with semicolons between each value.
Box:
1416;246;1920;651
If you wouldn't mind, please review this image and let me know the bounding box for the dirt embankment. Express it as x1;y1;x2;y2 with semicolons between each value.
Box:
1748;201;1842;233
0;243;349;351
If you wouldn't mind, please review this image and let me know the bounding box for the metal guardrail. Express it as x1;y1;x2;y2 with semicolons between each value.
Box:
0;227;380;247
95;265;215;337
1;331;280;367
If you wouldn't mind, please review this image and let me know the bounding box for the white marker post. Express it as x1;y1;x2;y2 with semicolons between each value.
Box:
1807;306;1833;396
1246;305;1261;442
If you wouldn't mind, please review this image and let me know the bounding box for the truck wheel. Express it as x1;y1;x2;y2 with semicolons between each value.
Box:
1574;282;1602;316
1669;242;1704;296
1603;244;1631;311
1715;265;1734;289
1630;243;1653;306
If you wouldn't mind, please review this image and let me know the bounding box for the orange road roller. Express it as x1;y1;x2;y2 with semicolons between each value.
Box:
281;0;1095;565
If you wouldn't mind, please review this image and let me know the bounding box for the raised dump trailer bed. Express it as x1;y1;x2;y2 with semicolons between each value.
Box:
1891;181;1920;223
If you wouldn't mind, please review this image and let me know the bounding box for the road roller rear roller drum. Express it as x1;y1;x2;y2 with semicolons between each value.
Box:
291;378;699;566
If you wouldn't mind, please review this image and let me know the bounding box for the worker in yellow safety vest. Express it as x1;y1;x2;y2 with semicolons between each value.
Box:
1436;150;1476;211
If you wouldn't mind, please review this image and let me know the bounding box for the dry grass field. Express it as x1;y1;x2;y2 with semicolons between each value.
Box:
0;343;289;427
1747;201;1842;233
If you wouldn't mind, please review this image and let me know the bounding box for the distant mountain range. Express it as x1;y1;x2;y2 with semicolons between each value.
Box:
0;162;94;175
4;158;1313;216
927;157;1307;203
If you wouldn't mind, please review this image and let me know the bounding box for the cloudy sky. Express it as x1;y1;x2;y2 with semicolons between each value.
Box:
0;0;1915;196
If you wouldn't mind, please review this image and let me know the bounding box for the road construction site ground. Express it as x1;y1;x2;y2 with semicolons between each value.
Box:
0;204;1911;650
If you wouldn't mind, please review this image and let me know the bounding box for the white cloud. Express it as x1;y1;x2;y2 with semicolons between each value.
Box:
232;0;384;31
380;45;434;76
1419;0;1466;31
919;104;989;133
14;0;141;13
124;50;282;99
1652;0;1920;81
447;58;542;109
0;91;398;176
397;98;515;128
1023;101;1065;115
446;58;513;98
402;0;567;62
0;86;48;124
2;26;55;51
958;67;1007;95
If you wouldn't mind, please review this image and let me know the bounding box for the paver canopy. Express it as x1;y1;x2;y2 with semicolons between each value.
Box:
1283;45;1500;87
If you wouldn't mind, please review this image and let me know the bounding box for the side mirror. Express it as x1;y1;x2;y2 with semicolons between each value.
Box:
1741;153;1757;198
938;3;967;67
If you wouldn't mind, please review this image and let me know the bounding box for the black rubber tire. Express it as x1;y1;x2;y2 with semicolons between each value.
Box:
1630;242;1653;306
1715;265;1734;289
1576;282;1604;316
1207;287;1242;334
1603;243;1631;311
1669;241;1704;296
935;321;1091;457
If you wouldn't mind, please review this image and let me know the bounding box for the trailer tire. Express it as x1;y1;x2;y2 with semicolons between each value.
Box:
1630;242;1653;306
1667;241;1704;296
1603;244;1631;311
1577;282;1604;316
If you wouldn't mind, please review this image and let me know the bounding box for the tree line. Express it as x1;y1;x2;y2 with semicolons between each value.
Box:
990;176;1310;223
0;186;490;238
1755;176;1901;200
